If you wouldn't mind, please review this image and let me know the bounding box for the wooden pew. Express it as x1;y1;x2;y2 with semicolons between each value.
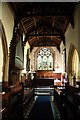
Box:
1;82;34;119
7;83;23;119
54;86;65;119
23;86;33;117
65;83;80;120
1;91;10;120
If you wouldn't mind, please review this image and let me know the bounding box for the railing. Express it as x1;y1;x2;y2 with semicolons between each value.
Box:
33;86;54;96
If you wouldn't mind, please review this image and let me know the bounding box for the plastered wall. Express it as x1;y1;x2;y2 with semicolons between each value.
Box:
78;3;80;77
23;41;30;73
2;3;14;49
0;3;14;82
65;3;80;79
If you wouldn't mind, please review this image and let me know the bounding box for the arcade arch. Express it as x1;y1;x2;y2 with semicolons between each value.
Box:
0;20;8;86
68;43;79;86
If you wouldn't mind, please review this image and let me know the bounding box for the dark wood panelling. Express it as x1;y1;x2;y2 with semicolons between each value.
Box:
36;70;61;79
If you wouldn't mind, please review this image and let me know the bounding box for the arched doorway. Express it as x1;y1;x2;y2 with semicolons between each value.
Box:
0;20;8;86
68;43;79;86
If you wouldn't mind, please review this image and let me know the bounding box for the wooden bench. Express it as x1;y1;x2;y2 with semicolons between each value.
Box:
65;83;80;120
1;91;10;120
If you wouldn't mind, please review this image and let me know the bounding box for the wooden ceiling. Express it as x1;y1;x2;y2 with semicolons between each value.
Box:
9;2;76;50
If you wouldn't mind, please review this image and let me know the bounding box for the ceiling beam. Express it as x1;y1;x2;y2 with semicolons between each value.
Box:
15;14;68;25
24;32;63;44
26;33;61;37
33;17;36;27
31;44;60;47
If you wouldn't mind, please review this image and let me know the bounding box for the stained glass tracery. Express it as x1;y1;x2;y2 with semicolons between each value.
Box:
37;48;53;70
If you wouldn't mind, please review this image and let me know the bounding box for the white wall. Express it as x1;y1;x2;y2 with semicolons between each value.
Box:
22;41;30;73
0;2;2;82
65;3;80;82
78;3;80;77
78;3;80;58
65;4;80;72
2;3;14;50
0;3;14;82
0;2;2;19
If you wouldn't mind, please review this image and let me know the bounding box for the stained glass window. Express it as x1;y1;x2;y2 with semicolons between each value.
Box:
37;48;53;70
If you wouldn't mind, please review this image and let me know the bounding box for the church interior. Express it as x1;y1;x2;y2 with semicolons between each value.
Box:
0;2;80;120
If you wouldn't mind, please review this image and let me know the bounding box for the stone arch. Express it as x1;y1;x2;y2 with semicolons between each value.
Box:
68;43;79;85
0;20;8;86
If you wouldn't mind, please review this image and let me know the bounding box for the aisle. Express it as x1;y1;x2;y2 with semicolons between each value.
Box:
26;96;54;120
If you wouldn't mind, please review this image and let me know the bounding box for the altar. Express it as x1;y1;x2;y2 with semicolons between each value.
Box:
32;78;54;87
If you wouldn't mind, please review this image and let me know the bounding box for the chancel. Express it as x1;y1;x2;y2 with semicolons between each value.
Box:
0;2;80;120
